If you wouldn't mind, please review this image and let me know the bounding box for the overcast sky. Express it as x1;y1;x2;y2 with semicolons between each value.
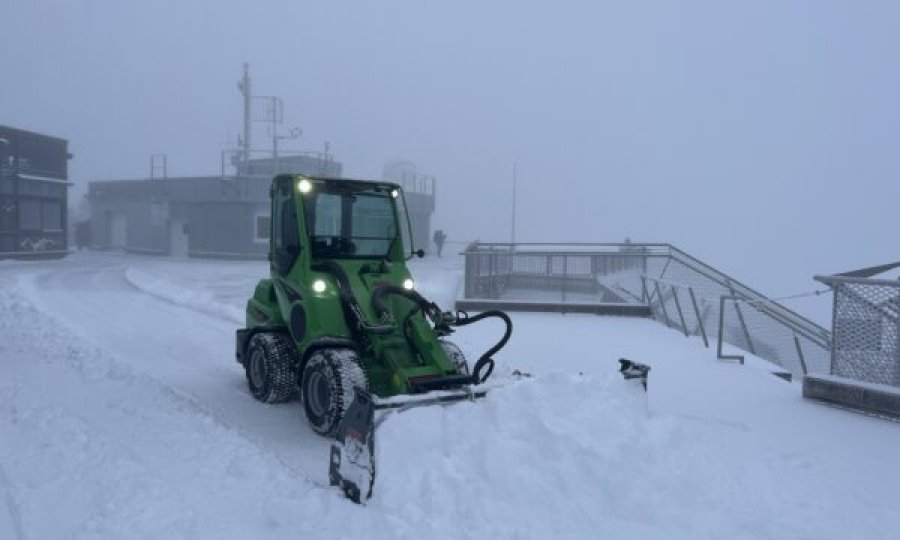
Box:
2;0;897;321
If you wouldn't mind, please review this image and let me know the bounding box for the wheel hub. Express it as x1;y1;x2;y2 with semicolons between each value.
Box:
249;348;266;388
306;371;331;417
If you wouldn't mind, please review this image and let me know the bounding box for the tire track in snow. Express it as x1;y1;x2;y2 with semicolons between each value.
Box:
122;266;244;324
18;264;336;492
0;462;27;540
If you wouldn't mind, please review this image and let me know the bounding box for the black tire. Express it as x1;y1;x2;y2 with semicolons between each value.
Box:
301;348;368;437
245;333;299;403
440;340;469;376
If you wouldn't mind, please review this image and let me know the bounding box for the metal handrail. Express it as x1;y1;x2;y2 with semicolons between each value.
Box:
463;241;831;348
667;246;830;345
815;274;900;288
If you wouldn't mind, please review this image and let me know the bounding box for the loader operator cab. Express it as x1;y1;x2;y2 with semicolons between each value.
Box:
270;175;415;275
304;181;398;259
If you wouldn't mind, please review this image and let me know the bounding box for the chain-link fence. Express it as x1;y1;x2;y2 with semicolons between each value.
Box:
814;275;900;387
460;243;831;379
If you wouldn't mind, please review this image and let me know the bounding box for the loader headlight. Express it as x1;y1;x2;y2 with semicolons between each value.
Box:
312;279;327;293
391;189;399;199
402;278;415;290
297;179;312;194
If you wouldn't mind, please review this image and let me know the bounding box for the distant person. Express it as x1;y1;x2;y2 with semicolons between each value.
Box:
433;229;447;257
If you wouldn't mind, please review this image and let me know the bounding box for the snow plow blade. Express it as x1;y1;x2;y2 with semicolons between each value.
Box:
374;387;488;413
619;358;650;390
329;386;488;504
329;389;376;504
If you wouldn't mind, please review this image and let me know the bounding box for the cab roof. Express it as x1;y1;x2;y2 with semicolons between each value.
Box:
273;174;401;192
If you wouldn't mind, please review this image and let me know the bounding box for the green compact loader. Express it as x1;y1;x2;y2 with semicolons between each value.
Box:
235;174;512;502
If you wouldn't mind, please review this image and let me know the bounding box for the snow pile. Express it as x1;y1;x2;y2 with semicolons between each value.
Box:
369;369;832;540
124;266;244;324
372;372;661;538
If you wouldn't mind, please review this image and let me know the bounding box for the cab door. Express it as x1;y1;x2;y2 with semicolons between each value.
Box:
270;177;309;346
271;177;301;276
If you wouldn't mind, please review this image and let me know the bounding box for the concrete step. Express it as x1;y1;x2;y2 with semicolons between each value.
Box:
803;373;900;419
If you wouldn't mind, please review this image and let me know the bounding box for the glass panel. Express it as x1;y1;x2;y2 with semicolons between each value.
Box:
312;193;342;236
306;187;398;258
272;188;284;252
42;201;62;231
351;192;396;256
19;200;41;230
0;198;14;231
281;198;298;249
256;215;270;240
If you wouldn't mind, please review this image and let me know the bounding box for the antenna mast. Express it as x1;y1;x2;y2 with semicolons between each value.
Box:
511;162;517;244
239;63;251;176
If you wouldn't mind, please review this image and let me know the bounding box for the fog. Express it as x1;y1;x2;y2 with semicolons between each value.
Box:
3;0;898;319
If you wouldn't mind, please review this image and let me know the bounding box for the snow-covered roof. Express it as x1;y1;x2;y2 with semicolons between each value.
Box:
16;172;72;185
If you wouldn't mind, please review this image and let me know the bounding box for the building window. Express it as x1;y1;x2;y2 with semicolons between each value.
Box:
255;214;270;243
42;201;62;231
0;198;15;231
18;200;41;230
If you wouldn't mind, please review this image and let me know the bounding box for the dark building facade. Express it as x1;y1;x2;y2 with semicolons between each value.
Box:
0;125;71;258
87;156;435;259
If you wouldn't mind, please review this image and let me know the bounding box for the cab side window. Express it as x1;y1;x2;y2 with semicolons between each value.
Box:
272;179;301;274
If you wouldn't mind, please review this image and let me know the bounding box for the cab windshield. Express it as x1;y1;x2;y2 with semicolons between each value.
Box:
304;185;399;258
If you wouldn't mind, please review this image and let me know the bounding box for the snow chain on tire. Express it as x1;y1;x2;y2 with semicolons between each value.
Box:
245;333;299;403
301;349;369;437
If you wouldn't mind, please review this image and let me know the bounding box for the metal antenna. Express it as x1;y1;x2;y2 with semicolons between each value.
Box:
150;154;168;179
511;162;517;244
239;63;251;177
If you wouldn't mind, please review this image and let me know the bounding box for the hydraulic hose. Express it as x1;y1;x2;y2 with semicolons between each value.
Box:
372;286;513;385
372;285;440;322
452;310;512;384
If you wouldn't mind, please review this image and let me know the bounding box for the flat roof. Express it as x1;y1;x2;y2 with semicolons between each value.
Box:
0;124;68;144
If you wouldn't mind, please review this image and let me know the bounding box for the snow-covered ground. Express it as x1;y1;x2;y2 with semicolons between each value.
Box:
2;252;900;539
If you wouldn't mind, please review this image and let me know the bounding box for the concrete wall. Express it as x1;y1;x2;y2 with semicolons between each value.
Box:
186;201;267;259
87;174;434;259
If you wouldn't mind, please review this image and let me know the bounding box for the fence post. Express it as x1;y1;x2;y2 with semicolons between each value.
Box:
489;251;495;299
793;335;808;376
562;254;568;302
672;286;689;337
717;296;745;364
641;275;649;304
894;293;900;386
689;287;709;348
727;282;756;355
474;251;481;297
654;281;671;328
830;282;839;375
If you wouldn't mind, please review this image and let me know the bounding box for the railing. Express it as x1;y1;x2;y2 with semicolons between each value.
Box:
642;276;828;378
461;242;832;379
815;275;900;387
